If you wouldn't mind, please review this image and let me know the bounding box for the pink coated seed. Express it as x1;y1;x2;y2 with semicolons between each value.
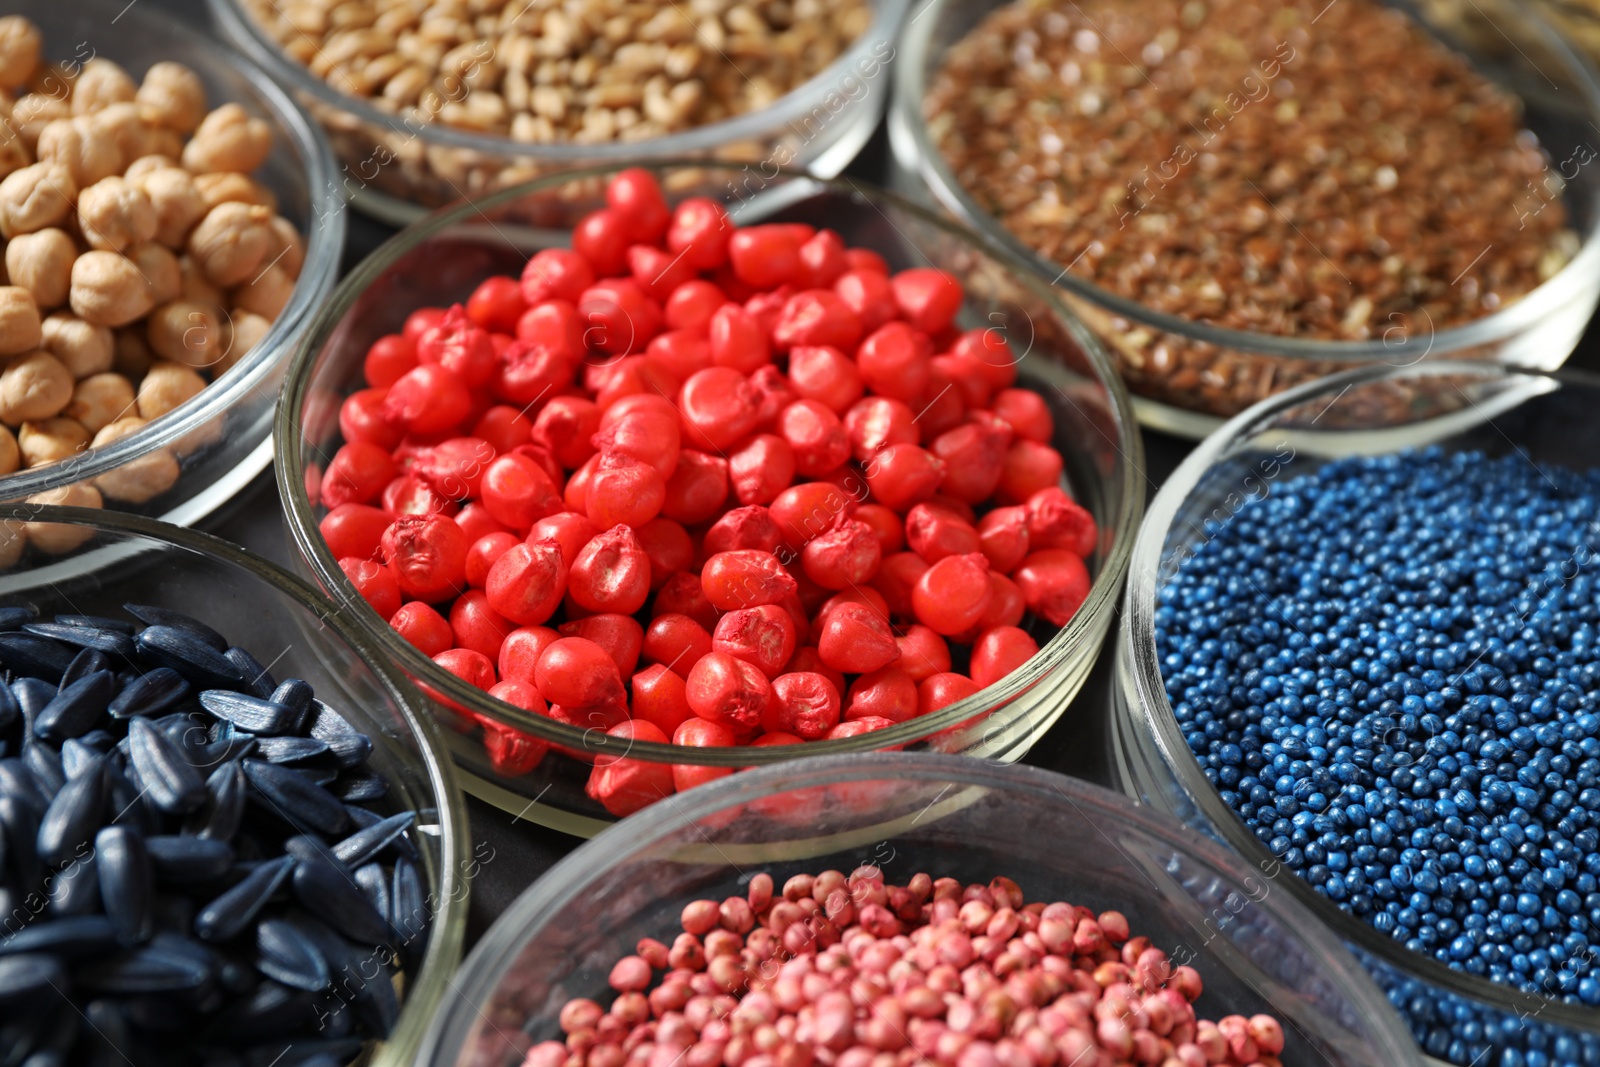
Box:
543;870;1289;1067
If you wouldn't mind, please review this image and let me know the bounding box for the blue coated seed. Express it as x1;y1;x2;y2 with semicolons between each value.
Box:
1158;447;1600;1008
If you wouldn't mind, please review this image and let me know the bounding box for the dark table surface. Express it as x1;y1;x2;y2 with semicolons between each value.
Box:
150;0;1600;951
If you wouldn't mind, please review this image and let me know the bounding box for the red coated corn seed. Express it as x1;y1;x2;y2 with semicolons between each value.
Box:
315;167;1099;799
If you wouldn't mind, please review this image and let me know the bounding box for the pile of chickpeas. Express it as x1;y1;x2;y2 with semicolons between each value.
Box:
0;15;304;515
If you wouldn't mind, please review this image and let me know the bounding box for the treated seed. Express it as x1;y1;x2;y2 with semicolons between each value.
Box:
59;648;114;689
189;762;246;841
0;632;74;681
331;772;387;803
126;718;206;814
135;627;250;689
21;742;64;803
107;667;189;718
96;825;154;946
194;856;294;943
0;758;47;812
241;759;348;836
223;645;277;698
124;604;227;650
305;700;372;769
146;836;234;882
255;916;331;992
0;606;38;630
353;863;391;926
23;622;135;657
47;849;100;917
290;851;390;946
390;856;425;945
34;669;116;741
330;811;414;868
35;755;105;866
55;614;136;634
199;690;307;736
0;914;117;959
76;943;212;993
0;954;69;1010
59;738;100;778
253;736;330;765
13;677;56;727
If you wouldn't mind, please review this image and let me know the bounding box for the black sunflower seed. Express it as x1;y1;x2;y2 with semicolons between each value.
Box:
146;837;234;883
108;668;190;719
255;918;330;992
123;606;227;651
126;718;206;815
194;857;293;944
290;852;389;947
241;761;347;836
96;825;153;947
330;812;414;869
34;670;116;742
135;628;249;690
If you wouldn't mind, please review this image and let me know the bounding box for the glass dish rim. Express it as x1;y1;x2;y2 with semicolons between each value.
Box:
1120;359;1600;1029
0;502;472;1065
274;159;1146;767
0;0;347;501
889;0;1600;362
206;0;910;161
426;750;1422;1067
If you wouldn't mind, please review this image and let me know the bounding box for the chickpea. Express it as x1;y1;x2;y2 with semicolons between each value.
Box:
193;172;278;213
0;348;72;422
0;122;30;183
231;261;294;320
113;327;153;379
35;117;122;187
136;358;205;419
70;250;154;327
145;127;185;162
187;202;274;287
129;242;181;307
134;166;206;248
0;423;17;474
89;103;153;163
216;309;271;377
0;17;42;92
77;175;157;252
8;94;68;152
18;415;89;467
91;415;180;504
0;286;42;356
71;59;137;115
136;62;207;134
3;229;73;309
64;371;136;433
182;103;272;175
263;215;306;279
178;255;224;306
0;161;76;238
146;299;225;369
24;482;103;555
40;312;113;378
123;155;178;182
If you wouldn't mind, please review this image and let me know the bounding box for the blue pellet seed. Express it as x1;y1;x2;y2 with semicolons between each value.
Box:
1158;448;1600;1029
0;605;423;1064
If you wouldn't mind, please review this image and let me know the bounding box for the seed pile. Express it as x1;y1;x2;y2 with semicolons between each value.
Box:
239;0;871;144
0;16;305;505
926;0;1577;414
0;604;426;1063
1156;448;1600;1005
525;867;1289;1067
314;167;1097;816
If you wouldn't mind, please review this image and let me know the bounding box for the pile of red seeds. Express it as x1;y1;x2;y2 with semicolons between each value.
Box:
524;867;1288;1067
312;168;1097;815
